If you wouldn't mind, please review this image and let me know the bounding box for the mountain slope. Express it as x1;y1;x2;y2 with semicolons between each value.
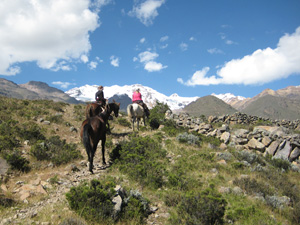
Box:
0;79;81;104
20;81;81;104
0;78;41;100
242;94;300;120
183;95;238;117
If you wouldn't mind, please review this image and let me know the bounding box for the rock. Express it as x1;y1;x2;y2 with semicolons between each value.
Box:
262;136;272;147
289;147;300;162
247;138;265;152
274;140;292;160
220;132;230;144
265;195;291;209
266;141;280;156
112;195;122;216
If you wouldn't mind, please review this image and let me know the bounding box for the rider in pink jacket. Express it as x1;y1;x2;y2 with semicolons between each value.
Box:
132;88;150;117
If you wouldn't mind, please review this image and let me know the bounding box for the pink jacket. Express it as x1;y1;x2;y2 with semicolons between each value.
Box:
132;92;142;102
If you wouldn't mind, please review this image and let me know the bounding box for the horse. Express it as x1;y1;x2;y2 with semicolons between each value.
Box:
85;100;120;119
85;100;121;132
127;103;146;131
80;102;120;173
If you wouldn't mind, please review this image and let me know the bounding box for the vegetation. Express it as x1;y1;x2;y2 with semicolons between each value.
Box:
0;96;300;225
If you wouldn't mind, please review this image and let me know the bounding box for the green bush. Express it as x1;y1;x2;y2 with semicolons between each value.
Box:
170;188;227;225
66;179;116;224
30;136;82;166
120;190;151;224
117;117;131;127
3;150;30;172
110;136;167;188
233;177;273;198
162;119;188;136
148;101;170;129
66;179;151;224
268;157;291;171
45;114;64;124
176;132;200;146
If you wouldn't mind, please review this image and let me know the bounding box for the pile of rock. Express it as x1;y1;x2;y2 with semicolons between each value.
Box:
167;111;300;164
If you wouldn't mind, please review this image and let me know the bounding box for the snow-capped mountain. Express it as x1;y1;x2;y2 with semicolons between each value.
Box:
65;84;199;110
211;93;246;104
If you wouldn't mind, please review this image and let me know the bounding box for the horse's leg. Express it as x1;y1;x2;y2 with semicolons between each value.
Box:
101;136;106;165
132;117;135;131
143;116;146;126
137;118;140;130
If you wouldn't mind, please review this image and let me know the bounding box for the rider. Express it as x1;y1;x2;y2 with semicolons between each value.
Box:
132;88;150;118
95;85;106;107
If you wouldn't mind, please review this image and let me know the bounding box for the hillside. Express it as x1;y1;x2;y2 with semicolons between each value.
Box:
0;96;300;224
242;94;300;120
183;95;238;117
0;78;81;104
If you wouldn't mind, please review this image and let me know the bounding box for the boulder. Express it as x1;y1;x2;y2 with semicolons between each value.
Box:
273;140;292;160
247;138;265;152
266;141;280;156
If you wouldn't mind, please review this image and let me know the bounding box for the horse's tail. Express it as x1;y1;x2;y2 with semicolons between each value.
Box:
82;123;93;157
127;104;134;118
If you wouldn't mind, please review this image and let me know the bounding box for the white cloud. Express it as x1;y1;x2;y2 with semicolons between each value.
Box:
89;61;98;70
81;55;89;63
88;56;103;70
207;48;224;54
140;37;146;43
138;51;158;62
134;50;167;72
129;0;166;26
144;61;167;72
52;81;76;89
0;0;111;75
160;35;169;42
179;42;188;51
178;27;300;86
189;36;196;41
110;55;120;67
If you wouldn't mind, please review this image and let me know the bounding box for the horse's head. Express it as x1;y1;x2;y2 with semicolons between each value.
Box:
112;100;120;118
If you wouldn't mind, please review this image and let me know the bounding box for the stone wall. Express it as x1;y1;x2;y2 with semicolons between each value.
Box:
166;111;300;164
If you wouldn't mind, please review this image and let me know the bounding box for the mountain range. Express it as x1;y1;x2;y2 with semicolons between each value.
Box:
0;78;299;120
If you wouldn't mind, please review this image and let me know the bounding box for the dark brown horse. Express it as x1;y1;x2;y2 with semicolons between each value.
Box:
85;100;120;119
80;101;120;173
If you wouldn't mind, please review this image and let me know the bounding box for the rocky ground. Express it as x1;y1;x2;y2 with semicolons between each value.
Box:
0;105;169;225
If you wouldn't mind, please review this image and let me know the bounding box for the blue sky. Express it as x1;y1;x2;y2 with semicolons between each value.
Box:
1;0;300;98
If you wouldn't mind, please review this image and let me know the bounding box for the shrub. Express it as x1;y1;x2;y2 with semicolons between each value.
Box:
149;117;160;130
162;119;188;136
66;179;151;224
110;136;167;188
45;114;64;124
117;117;131;127
267;157;291;171
121;190;151;223
3;150;30;172
176;132;200;146
233;177;273;198
66;179;116;223
170;188;227;225
0;194;15;208
30;136;82;166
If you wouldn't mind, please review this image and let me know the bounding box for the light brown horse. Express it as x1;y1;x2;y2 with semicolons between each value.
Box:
80;101;120;173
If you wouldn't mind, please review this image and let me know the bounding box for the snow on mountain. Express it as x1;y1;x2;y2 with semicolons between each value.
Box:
65;84;199;110
211;93;246;103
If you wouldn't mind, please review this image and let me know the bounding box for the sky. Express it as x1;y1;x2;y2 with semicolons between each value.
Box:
0;0;300;98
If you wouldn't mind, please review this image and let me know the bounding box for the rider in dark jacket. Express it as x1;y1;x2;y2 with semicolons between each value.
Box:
95;85;105;106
